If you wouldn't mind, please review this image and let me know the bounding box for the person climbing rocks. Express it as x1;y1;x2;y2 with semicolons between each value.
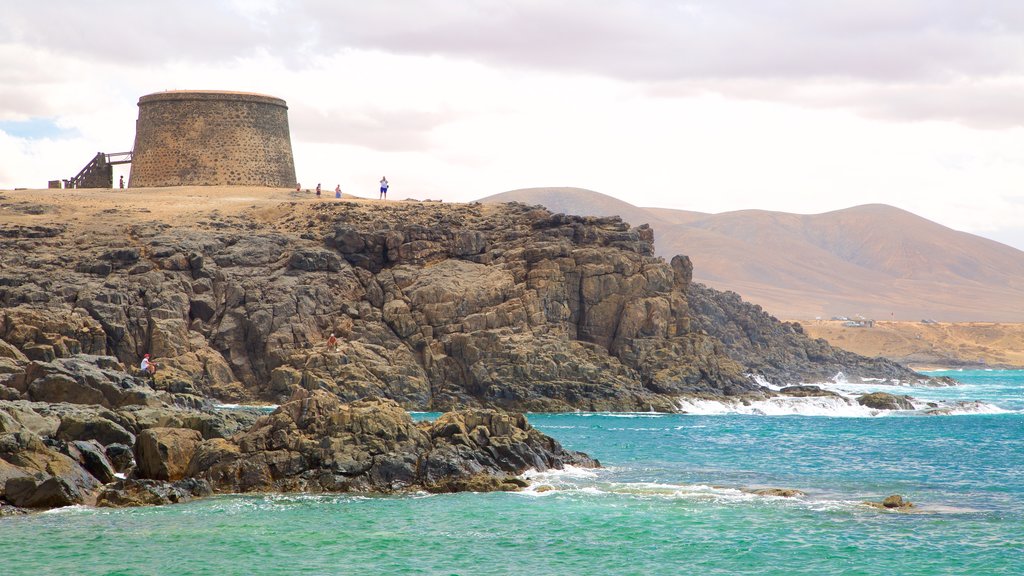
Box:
379;177;388;200
326;333;339;352
140;353;157;375
335;184;341;199
316;183;321;198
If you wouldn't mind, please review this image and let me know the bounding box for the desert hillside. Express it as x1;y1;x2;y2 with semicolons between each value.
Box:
480;188;1024;322
799;321;1024;369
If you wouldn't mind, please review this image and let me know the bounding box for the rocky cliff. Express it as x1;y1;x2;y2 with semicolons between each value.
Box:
1;199;926;412
0;192;935;512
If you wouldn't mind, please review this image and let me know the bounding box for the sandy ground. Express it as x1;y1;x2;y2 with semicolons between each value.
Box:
799;320;1024;369
0;185;389;233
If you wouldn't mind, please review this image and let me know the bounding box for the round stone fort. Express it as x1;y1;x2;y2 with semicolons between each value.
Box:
128;90;296;188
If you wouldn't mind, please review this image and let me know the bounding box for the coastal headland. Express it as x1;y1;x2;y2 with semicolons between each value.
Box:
1;186;947;512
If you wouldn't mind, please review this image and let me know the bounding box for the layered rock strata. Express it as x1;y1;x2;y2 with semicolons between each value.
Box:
0;200;928;412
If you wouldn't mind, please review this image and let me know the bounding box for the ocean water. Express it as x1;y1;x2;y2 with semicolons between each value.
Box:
2;370;1022;575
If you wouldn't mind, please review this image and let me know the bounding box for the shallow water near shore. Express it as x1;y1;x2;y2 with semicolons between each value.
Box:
2;370;1022;575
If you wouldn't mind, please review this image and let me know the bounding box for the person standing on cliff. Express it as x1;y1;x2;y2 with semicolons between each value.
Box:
118;175;124;189
379;177;388;200
335;184;341;199
316;183;321;198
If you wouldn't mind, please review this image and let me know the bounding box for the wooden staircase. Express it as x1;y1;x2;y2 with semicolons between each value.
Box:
65;151;133;188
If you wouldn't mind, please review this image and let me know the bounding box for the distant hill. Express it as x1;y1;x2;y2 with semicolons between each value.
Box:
479;188;1024;322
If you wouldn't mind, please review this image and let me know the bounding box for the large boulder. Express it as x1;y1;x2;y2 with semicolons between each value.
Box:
56;413;136;446
67;440;117;484
864;494;915;511
135;427;204;481
0;413;101;507
857;392;915;411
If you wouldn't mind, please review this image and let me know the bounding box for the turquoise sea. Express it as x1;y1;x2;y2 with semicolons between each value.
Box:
2;370;1022;575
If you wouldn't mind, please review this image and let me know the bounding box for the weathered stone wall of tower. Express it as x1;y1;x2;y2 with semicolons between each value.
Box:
128;91;296;188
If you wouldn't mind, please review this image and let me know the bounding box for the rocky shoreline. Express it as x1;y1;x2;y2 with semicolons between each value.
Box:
0;194;952;512
1;385;596;513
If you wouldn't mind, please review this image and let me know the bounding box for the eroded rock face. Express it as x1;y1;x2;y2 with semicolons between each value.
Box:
0;410;100;507
188;390;596;495
0;200;928;411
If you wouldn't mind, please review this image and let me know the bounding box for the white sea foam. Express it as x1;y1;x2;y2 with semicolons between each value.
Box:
213;403;278;412
677;393;1014;417
676;396;882;417
747;373;782;391
41;504;92;515
923;401;1013;416
571;412;668;419
521;465;601;481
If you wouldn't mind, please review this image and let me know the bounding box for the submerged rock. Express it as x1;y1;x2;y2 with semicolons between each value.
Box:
864;494;915;511
857;392;915;411
744;487;806;498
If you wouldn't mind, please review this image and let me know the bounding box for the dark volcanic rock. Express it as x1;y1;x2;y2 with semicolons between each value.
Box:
864;494;915;511
777;385;843;398
0;410;101;507
25;355;160;408
0;200;935;412
97;478;212;508
686;284;926;387
744;487;806;497
56;413;136;446
188;390;596;494
135;427;204;481
857;392;915;411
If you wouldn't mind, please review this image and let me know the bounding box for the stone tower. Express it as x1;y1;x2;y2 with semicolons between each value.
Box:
128;90;296;188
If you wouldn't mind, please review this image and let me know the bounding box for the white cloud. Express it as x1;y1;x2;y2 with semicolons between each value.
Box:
1;1;1023;250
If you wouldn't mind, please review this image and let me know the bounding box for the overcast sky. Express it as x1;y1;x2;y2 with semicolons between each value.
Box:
2;1;1023;249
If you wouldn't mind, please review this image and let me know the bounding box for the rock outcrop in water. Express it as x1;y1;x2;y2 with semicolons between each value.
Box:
0;197;938;511
186;389;594;495
1;390;595;510
0;200;928;412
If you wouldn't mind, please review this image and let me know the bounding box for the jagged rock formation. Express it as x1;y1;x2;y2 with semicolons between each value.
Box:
187;389;594;495
1;390;595;510
0;197;938;512
1;200;927;411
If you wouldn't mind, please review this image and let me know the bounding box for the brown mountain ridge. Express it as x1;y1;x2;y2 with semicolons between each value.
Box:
480;188;1024;322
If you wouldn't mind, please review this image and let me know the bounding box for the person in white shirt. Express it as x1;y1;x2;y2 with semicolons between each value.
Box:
140;354;156;375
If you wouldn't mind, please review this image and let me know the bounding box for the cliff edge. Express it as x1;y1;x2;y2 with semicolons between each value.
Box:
0;189;927;412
